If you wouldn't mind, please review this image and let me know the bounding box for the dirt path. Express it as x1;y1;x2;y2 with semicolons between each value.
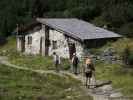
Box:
0;56;127;100
0;56;67;78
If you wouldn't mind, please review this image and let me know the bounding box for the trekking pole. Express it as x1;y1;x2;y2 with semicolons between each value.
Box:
93;71;97;88
80;58;83;85
81;57;85;86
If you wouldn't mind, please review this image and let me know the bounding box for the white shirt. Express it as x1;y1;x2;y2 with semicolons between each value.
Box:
53;54;61;64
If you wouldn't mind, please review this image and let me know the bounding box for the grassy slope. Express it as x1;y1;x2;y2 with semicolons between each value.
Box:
0;64;92;100
9;54;70;70
95;38;133;97
0;37;92;100
0;36;16;53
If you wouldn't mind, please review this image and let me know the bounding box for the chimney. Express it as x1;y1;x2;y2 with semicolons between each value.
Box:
103;25;108;29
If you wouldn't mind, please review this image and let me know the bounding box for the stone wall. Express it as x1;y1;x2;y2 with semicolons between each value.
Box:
24;29;45;55
17;26;84;59
49;29;69;58
49;29;83;58
91;48;122;64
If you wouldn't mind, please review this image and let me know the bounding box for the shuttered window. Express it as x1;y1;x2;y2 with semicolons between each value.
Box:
28;36;32;45
52;41;57;49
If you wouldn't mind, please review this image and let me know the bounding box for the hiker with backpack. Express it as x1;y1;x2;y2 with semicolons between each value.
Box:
71;53;79;75
84;56;95;88
53;52;61;72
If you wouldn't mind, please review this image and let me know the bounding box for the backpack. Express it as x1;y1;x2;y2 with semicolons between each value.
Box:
85;63;95;73
73;56;79;65
85;64;91;73
55;55;59;64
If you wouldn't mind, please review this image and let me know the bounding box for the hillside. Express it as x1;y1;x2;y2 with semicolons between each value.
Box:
0;63;92;100
0;37;133;98
0;0;133;37
90;38;133;97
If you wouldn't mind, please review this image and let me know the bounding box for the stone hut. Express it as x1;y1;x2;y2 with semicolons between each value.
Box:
16;18;121;59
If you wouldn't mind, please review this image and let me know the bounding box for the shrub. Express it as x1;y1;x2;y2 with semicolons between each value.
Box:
122;46;130;65
122;46;133;66
128;53;133;65
89;48;101;54
92;16;110;27
119;23;133;37
0;36;7;46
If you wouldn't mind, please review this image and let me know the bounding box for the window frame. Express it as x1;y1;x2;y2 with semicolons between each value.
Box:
52;40;57;49
27;36;32;45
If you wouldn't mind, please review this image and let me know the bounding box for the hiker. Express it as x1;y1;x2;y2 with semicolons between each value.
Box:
84;56;95;88
71;53;79;75
53;52;61;72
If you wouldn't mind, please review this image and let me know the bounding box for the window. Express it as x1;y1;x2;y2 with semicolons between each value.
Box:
28;36;32;45
52;41;57;49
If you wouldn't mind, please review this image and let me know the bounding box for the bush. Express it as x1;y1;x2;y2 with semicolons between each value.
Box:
92;16;110;27
128;53;133;65
122;46;133;66
0;36;7;46
122;46;130;65
119;23;133;37
89;48;101;54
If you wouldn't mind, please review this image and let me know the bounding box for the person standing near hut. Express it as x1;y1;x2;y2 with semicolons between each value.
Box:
84;56;95;88
71;53;79;75
53;52;61;72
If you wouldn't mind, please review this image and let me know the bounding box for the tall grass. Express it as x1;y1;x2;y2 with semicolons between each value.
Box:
7;51;70;71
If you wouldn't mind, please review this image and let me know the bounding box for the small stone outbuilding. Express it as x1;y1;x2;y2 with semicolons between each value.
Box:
16;18;121;59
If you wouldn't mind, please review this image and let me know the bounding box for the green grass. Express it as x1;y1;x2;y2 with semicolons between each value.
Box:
91;38;133;97
95;61;133;97
0;64;92;100
0;36;16;55
8;52;70;71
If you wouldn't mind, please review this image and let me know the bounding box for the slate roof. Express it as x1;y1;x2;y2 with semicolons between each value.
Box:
37;18;121;41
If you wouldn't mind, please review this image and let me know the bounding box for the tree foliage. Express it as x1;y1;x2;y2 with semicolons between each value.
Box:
0;0;133;37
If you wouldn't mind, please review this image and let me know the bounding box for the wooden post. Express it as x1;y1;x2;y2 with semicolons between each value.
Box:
16;24;19;51
67;38;76;59
45;26;50;56
40;37;42;55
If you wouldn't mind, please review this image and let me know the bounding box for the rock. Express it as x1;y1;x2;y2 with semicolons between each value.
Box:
65;88;72;92
101;85;113;91
36;96;47;100
93;94;109;100
96;80;112;86
110;92;123;98
66;96;72;99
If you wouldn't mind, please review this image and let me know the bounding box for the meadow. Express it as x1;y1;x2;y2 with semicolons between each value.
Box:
0;64;92;100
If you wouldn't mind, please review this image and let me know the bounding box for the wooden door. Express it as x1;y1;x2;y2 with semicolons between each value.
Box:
68;43;76;59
